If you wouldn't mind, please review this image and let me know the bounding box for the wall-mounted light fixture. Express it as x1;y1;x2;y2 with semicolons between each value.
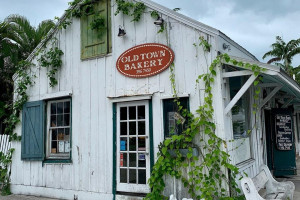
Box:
118;26;126;37
223;43;231;51
154;16;164;26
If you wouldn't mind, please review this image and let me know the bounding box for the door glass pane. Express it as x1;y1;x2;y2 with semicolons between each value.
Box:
57;114;63;126
138;106;145;119
120;137;127;151
138;153;146;167
138;137;146;151
120;122;127;135
138;121;145;135
120;169;127;183
129;169;137;183
121;153;127;167
120;107;127;120
129;153;136;167
129;137;136;151
138;169;146;184
129;122;136;135
129;106;136;120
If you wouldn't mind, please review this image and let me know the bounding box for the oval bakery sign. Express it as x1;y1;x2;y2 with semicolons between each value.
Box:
116;43;175;78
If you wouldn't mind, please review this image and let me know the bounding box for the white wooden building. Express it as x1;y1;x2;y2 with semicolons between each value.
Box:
10;0;300;199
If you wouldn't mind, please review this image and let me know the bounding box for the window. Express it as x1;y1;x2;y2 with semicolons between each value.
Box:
46;99;71;159
21;98;72;161
80;0;112;59
163;98;189;138
229;76;252;164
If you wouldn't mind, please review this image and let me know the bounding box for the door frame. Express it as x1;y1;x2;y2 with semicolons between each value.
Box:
112;99;154;196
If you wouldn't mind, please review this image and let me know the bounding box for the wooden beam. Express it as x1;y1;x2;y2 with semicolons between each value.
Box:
259;86;282;109
282;97;295;108
224;74;257;115
258;83;281;88
222;70;253;78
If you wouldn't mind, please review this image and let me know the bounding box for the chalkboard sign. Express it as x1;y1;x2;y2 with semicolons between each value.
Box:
275;114;293;150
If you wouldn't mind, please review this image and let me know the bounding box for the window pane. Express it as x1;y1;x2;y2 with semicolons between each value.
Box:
138;153;146;167
129;122;136;135
138;106;145;119
64;114;70;126
129;153;136;167
120;122;127;135
51;141;57;153
129;137;136;151
129;169;136;184
52;129;57;140
138;121;145;135
120;107;127;120
120;169;127;183
129;106;136;120
51;103;57;114
65;128;70;141
58;128;64;140
64;101;70;113
57;102;63;114
120;137;127;151
138;169;146;184
51;115;57;127
57;114;63;126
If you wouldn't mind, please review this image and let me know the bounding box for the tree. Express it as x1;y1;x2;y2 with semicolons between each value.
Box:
263;36;300;76
0;15;55;134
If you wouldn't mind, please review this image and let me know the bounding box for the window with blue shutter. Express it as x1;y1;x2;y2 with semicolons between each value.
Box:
21;101;45;160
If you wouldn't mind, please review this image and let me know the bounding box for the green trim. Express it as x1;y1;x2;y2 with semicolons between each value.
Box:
43;159;72;164
112;103;117;200
149;100;154;171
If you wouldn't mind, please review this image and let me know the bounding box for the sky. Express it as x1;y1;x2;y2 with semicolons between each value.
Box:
0;0;300;66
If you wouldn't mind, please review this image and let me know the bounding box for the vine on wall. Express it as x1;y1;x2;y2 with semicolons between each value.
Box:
145;37;266;199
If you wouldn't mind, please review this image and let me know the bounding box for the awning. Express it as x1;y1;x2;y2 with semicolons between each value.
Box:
222;55;300;114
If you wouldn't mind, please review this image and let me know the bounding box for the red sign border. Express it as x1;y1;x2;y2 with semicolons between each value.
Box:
116;43;175;78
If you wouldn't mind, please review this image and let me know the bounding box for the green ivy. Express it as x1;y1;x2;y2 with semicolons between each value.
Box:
115;0;146;22
145;38;266;199
38;43;64;87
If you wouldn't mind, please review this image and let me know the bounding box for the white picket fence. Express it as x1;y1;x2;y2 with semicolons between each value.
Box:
0;134;11;155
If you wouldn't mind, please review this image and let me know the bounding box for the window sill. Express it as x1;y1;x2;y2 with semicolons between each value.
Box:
81;53;112;61
43;159;72;165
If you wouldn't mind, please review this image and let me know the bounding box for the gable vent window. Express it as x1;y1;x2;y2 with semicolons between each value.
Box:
81;0;112;59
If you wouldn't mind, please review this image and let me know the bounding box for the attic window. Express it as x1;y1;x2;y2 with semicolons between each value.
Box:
80;0;112;59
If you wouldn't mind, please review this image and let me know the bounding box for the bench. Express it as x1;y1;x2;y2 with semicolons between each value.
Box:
241;165;295;200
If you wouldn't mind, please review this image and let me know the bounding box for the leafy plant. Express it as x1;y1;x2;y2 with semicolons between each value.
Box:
38;43;64;87
115;0;146;22
145;37;266;199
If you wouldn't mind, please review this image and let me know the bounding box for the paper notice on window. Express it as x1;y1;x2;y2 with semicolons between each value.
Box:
58;141;65;153
174;112;185;124
65;141;70;153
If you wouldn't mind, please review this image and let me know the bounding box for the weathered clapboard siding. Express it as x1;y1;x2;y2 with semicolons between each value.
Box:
10;1;265;199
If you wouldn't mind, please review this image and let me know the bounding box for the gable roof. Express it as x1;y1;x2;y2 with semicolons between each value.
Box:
22;0;257;65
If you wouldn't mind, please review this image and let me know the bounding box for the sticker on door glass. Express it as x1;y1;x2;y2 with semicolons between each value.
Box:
120;140;126;151
139;154;145;160
120;153;124;167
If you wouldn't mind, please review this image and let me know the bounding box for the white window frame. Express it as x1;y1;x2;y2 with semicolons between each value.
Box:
46;99;71;159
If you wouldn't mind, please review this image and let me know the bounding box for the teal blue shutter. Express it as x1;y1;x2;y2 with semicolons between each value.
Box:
21;101;44;160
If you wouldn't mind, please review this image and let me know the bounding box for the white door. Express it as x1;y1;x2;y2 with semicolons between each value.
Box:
116;101;151;193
